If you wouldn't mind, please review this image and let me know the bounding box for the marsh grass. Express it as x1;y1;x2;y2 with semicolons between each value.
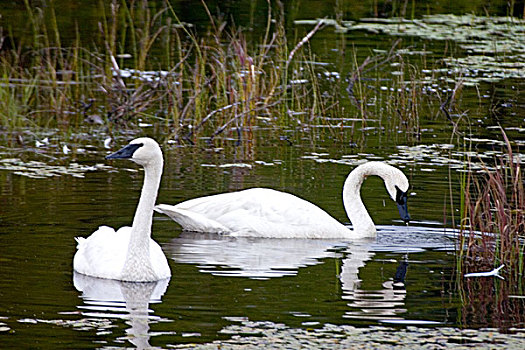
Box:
457;128;524;289
0;0;104;133
460;276;525;329
0;0;327;142
0;0;454;147
345;40;449;145
161;0;351;145
449;127;525;329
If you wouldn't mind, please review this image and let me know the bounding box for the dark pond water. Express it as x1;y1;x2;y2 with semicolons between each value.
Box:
1;130;523;348
1;0;524;348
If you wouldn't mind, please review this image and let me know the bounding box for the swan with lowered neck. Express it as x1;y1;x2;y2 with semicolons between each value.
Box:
73;138;171;282
155;161;410;239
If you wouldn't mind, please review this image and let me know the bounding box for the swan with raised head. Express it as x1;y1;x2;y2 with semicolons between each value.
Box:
73;138;171;282
155;161;410;239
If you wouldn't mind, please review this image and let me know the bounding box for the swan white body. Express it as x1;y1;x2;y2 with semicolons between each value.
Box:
155;161;410;239
74;138;171;282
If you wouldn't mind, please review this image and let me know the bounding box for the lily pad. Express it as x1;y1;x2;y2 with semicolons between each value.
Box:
0;158;111;179
297;14;525;84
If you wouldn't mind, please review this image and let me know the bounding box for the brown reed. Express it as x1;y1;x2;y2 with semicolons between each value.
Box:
458;128;524;288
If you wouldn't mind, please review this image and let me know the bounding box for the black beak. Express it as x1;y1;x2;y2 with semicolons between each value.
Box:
395;186;410;223
106;143;143;160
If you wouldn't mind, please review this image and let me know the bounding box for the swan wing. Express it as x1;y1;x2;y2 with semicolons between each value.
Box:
155;205;232;233
73;226;129;280
74;226;170;280
157;188;349;238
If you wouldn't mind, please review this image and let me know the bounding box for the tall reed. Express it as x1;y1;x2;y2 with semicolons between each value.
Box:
161;0;332;144
0;0;447;146
458;128;524;287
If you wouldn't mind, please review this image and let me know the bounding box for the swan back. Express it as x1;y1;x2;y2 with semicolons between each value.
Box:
156;188;349;238
155;161;410;239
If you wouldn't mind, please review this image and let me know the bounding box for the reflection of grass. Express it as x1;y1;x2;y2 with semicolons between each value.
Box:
460;276;525;330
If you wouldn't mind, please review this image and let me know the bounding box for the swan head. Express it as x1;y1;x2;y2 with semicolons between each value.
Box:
382;167;410;224
106;137;163;167
394;185;410;223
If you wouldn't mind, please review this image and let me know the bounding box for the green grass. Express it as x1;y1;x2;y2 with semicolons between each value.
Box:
0;0;445;145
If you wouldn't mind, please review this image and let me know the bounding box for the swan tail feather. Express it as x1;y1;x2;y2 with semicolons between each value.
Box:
74;237;85;248
155;204;231;234
74;225;115;249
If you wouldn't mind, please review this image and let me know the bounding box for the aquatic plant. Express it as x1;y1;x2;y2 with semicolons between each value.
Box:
160;0;340;145
449;127;525;330
344;14;525;85
457;128;524;287
460;274;525;330
0;0;446;146
0;0;105;133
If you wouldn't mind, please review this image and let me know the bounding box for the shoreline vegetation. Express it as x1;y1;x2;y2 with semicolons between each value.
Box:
453;128;524;327
0;0;523;327
0;0;475;144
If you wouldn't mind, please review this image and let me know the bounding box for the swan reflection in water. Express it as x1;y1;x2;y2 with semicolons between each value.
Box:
167;232;345;279
168;225;452;323
73;272;170;349
340;246;409;322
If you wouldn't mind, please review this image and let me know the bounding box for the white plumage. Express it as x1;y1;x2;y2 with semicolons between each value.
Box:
74;138;171;282
155;161;410;239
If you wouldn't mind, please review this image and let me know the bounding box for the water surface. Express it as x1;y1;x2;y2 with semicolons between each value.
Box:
2;133;520;348
1;0;524;348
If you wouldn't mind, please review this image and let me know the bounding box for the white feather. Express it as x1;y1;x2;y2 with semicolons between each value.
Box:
155;162;410;239
73;138;171;282
464;264;505;279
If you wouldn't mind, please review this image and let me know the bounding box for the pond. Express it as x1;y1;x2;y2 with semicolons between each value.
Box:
0;0;524;348
1;130;523;348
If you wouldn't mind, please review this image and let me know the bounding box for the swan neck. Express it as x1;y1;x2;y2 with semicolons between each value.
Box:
342;165;375;235
121;158;163;281
131;159;163;239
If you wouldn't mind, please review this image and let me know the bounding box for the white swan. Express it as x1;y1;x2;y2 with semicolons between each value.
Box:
155;161;410;239
73;138;171;282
